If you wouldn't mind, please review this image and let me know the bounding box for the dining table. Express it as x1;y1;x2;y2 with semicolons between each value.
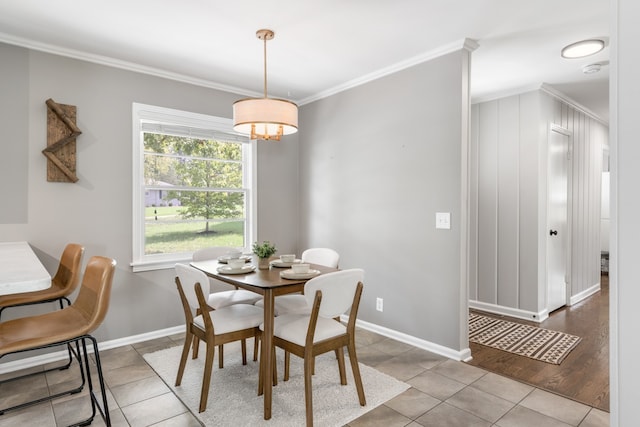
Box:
0;242;51;296
190;256;338;420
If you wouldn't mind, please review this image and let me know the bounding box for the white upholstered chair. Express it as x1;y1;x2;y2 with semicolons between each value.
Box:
260;268;365;427
192;247;262;308
174;263;264;412
257;248;340;316
192;247;263;364
300;247;340;268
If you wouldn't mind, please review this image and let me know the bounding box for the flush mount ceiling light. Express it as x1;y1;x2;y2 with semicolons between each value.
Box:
233;29;298;141
561;39;605;59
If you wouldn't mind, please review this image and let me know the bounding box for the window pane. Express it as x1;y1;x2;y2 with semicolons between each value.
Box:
144;219;245;255
144;191;245;255
144;153;242;188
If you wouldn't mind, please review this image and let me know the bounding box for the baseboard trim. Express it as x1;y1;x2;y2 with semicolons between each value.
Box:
0;325;184;375
569;283;601;306
469;300;549;323
1;317;473;374
341;315;471;361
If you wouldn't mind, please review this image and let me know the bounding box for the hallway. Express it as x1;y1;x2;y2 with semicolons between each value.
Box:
466;275;609;412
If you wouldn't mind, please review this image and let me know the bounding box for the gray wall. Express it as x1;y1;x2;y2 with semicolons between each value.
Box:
298;50;471;351
470;90;607;319
0;44;29;224
0;43;299;343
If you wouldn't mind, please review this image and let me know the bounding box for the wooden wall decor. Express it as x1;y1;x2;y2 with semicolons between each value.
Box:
43;98;81;183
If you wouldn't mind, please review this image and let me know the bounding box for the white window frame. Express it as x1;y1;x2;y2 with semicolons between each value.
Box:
131;103;257;272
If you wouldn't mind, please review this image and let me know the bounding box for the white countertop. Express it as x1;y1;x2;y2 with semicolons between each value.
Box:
0;241;51;296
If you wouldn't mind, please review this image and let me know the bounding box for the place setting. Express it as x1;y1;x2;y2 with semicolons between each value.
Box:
216;249;252;264
280;262;321;280
216;251;256;275
269;253;302;268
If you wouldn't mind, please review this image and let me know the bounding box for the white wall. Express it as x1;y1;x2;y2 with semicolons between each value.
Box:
298;49;472;353
0;44;299;349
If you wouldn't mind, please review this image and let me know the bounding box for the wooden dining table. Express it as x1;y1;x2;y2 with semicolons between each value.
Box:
0;242;51;296
190;256;337;420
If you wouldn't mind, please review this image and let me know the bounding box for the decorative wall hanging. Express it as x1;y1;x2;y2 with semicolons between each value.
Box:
43;98;81;182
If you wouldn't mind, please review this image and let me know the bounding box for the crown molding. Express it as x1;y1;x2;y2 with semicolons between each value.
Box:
0;31;261;99
298;38;477;106
539;83;609;126
1;31;479;108
471;83;544;105
472;82;609;126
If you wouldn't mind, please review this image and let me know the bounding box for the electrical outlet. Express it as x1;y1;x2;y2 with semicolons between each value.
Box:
376;297;383;312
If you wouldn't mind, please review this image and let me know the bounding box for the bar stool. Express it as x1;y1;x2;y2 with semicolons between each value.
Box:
0;243;84;320
0;256;116;426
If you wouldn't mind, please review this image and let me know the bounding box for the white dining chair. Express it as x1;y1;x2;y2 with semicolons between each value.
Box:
191;247;262;365
260;268;366;427
192;247;262;307
174;263;264;413
256;248;340;316
300;248;340;268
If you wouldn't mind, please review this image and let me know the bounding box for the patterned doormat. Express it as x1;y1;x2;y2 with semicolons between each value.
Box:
469;313;581;365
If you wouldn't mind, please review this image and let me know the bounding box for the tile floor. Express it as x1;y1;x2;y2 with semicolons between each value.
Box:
0;329;609;426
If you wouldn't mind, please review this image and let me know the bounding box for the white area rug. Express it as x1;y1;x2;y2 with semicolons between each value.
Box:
144;343;409;427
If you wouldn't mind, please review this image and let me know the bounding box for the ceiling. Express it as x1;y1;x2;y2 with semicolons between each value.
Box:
0;0;610;121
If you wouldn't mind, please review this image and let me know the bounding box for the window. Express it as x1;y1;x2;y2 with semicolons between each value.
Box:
132;103;256;272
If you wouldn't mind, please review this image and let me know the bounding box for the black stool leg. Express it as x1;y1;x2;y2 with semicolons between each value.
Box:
79;335;110;427
0;335;111;427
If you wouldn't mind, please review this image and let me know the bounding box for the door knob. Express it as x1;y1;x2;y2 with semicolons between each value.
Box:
549;229;558;236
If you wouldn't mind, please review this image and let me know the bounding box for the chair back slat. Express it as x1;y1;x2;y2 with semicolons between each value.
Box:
304;269;364;318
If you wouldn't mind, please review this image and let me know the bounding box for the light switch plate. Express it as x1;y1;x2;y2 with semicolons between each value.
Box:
436;212;451;229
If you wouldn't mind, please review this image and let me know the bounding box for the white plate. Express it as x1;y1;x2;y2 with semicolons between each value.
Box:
217;255;252;264
269;259;302;268
216;265;256;275
280;269;321;280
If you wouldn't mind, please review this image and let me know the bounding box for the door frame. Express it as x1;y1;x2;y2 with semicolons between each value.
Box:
546;123;573;311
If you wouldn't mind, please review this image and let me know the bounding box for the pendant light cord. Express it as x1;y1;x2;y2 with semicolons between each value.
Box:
263;35;268;98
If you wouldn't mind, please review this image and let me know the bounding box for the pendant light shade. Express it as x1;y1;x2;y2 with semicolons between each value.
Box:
233;29;298;141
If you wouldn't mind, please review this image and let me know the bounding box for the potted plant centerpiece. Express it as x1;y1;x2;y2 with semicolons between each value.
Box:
252;240;277;270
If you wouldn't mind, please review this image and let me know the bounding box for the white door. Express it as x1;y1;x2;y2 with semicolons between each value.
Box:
547;126;570;312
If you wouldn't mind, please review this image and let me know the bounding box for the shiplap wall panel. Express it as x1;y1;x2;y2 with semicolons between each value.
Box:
477;100;499;304
518;92;540;312
469;105;479;301
497;96;520;307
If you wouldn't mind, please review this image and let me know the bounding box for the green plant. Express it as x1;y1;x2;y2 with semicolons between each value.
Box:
252;240;277;258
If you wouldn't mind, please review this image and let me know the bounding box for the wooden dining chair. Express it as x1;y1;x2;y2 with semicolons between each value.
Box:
0;256;116;426
257;247;341;316
174;263;265;412
261;268;366;427
0;243;84;320
192;247;262;365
